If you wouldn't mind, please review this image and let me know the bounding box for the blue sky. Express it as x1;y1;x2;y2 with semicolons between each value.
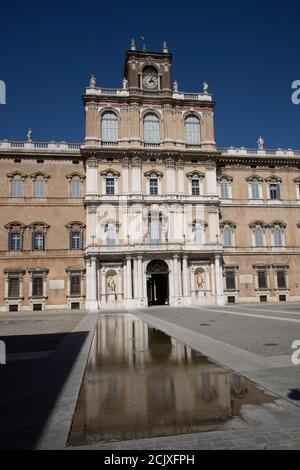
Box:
0;0;299;148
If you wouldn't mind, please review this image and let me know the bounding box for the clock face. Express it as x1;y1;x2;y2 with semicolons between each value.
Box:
143;71;158;89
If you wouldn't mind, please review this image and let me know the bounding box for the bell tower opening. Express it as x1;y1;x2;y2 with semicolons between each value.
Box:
146;260;169;306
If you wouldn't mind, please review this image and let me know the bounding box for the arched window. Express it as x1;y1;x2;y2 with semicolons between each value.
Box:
105;220;118;247
221;221;236;247
254;227;264;247
148;211;163;244
101;111;118;143
144;113;160;144
270;221;286;247
184;115;200;146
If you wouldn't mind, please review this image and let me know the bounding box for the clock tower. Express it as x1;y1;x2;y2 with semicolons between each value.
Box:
124;39;173;94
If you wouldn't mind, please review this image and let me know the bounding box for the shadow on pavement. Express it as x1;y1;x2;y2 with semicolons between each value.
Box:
0;331;88;450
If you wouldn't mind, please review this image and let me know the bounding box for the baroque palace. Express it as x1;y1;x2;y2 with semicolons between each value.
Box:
1;41;300;312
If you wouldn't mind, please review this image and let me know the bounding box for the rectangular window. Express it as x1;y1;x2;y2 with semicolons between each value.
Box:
269;183;281;200
149;214;162;245
149;178;158;195
11;180;22;197
32;276;43;297
273;229;283;247
277;270;287;289
32;232;45;251
191;179;200;196
194;226;202;245
251;182;260;199
107;226;116;246
223;228;233;246
70;275;81;296
255;228;264;247
35;180;45;198
258;270;268;289
9;232;22;251
220;181;229;199
106;178;115;195
70;180;81;198
225;270;236;290
8;277;20;298
70;231;82;250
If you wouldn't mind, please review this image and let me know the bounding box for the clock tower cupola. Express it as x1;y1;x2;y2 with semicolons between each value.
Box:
124;39;173;95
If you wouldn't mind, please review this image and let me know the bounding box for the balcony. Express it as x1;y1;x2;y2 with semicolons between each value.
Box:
219;147;300;158
85;242;222;256
0;140;81;153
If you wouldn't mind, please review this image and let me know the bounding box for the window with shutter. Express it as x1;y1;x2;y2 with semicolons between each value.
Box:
35;180;45;198
277;271;286;289
258;270;268;289
225;270;236;290
70;275;81;296
223;228;233;246
144;114;160;144
11;180;22;197
70;180;81;198
220;181;229;199
185;116;200;145
255;228;264;247
8;277;20;298
32;276;43;297
101;112;118;143
273;229;283;246
251;181;260;199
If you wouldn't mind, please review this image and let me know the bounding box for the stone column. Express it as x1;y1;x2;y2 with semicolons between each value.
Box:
117;268;123;302
182;256;190;298
131;157;142;193
101;267;106;304
177;160;184;194
122;158;130;194
126;257;133;300
208;205;220;245
205;160;217;196
85;257;99;311
86;158;98;194
173;255;182;303
166;158;176;194
137;256;143;300
215;255;224;305
133;258;138;300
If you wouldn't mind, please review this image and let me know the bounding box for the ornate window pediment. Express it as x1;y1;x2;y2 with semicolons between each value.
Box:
217;174;233;183
144;170;164;178
29;222;49;232
265;175;282;183
5;222;26;232
249;220;268;229
246;175;264;183
220;220;237;230
66;172;85;182
269;220;286;229
100;168;120;178
7;171;27;181
65;221;86;231
186;171;205;180
30;172;50;182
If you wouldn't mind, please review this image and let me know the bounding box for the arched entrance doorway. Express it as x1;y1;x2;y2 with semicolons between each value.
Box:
146;260;169;306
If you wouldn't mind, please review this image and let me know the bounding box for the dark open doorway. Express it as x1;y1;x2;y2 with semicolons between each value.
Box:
146;260;169;306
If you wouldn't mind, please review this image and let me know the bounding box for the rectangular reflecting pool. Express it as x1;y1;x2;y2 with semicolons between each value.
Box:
68;314;276;446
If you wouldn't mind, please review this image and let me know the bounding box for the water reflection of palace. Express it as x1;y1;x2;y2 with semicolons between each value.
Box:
72;315;248;443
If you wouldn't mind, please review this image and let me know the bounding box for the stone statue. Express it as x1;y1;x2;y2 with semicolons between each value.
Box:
90;75;96;88
173;80;179;93
203;82;209;94
257;136;265;150
27;129;32;142
107;275;116;293
123;77;128;89
196;271;205;290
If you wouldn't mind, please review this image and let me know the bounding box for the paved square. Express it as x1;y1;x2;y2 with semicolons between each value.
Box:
1;304;300;450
